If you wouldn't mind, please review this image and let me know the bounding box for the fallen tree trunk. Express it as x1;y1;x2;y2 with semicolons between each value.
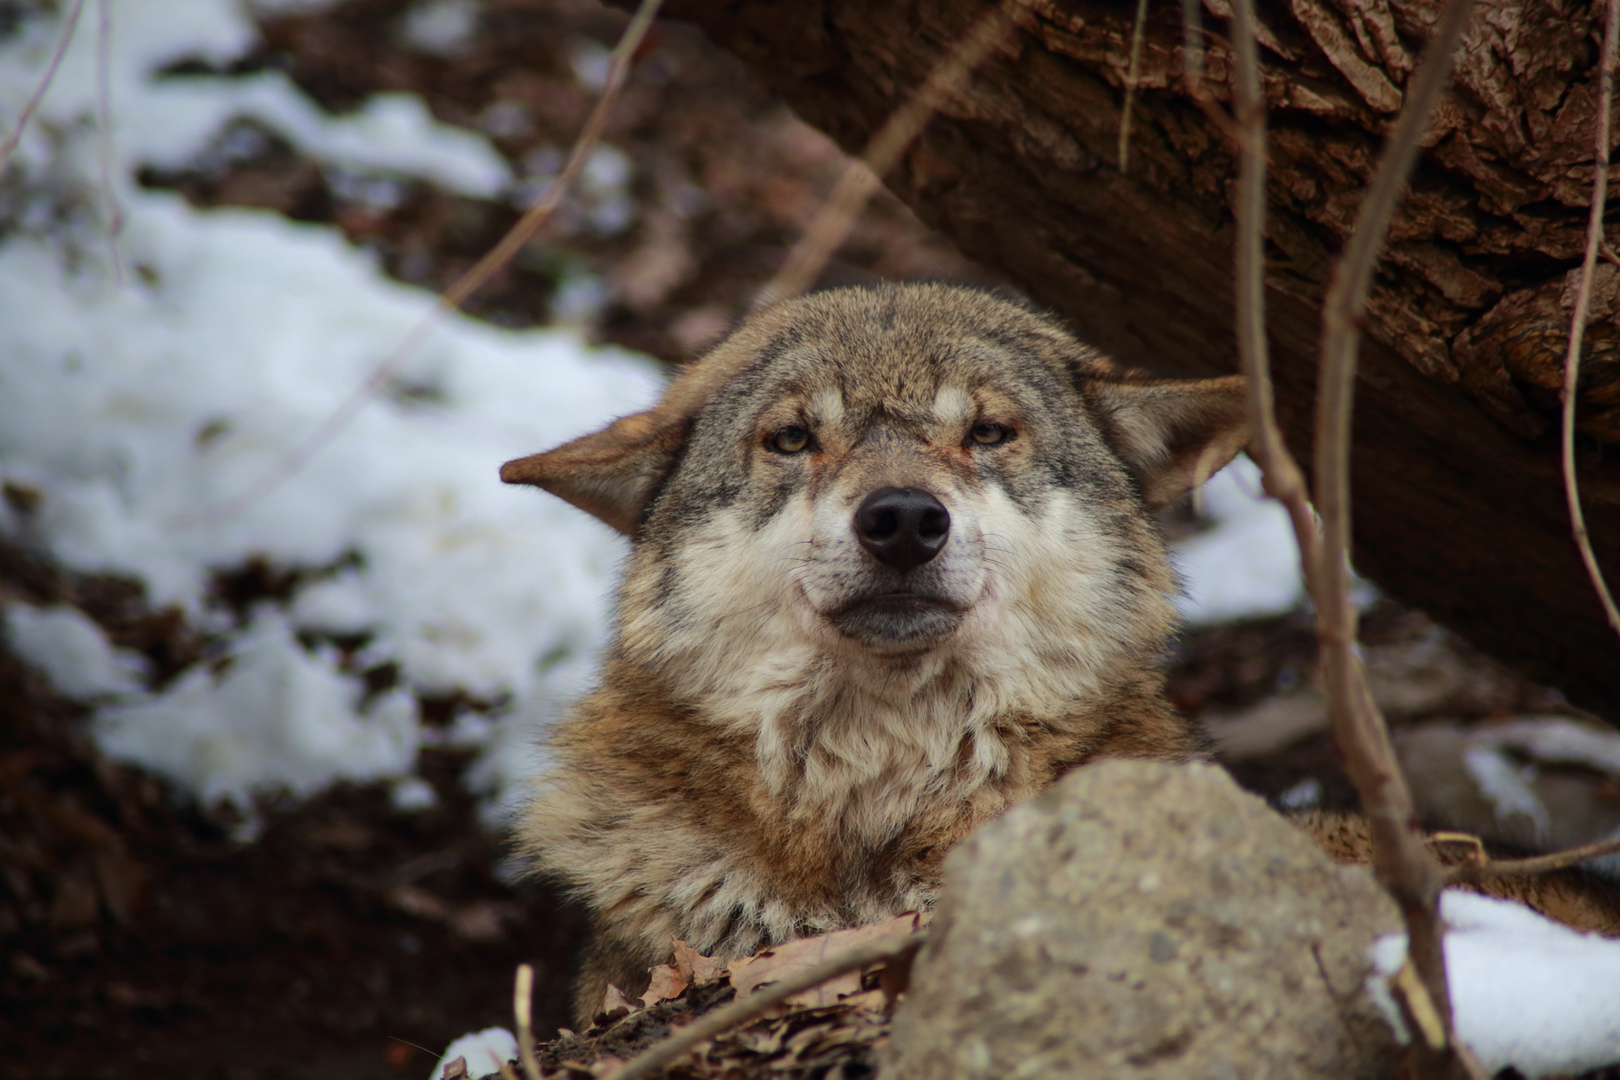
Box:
653;0;1620;720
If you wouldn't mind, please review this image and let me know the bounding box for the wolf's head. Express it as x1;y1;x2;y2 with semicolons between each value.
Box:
504;284;1246;753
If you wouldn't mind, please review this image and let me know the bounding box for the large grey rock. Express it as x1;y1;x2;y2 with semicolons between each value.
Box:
883;760;1401;1080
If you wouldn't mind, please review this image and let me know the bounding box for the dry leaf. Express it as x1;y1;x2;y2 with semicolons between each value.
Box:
600;983;633;1016
640;962;690;1007
672;938;726;984
727;912;921;1007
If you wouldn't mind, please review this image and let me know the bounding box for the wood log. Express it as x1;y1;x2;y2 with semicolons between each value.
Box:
655;0;1620;719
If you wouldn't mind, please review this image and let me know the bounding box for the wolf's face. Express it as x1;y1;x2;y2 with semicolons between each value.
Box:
504;285;1246;785
640;325;1160;666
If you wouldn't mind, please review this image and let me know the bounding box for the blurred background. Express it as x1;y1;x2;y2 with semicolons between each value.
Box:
1;2;1614;1077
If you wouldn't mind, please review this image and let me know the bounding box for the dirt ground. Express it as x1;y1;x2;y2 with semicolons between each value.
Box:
2;2;1613;1078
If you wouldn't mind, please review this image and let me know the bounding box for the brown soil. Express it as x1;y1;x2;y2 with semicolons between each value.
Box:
0;610;586;1080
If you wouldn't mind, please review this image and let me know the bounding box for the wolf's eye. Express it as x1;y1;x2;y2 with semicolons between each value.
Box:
969;422;1012;446
769;426;812;454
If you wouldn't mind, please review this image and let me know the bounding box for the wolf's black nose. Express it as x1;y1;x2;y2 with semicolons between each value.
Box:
854;488;950;571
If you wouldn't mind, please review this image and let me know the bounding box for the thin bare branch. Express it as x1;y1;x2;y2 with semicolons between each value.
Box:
94;0;124;285
1313;0;1477;1065
1180;0;1206;93
1229;0;1482;1072
1447;833;1620;883
1118;0;1152;172
1227;0;1321;596
180;0;663;527
513;964;542;1080
602;931;926;1080
754;3;1019;307
1560;0;1620;641
0;0;88;176
1178;0;1244;145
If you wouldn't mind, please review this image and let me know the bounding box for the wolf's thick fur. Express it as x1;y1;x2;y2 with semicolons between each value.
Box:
502;284;1250;1024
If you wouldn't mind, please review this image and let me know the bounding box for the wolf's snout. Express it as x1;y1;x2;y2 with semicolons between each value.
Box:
854;488;950;571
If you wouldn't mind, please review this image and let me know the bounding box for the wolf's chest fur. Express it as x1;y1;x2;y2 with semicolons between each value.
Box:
502;284;1248;1023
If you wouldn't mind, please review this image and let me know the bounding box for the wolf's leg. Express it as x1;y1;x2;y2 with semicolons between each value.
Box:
571;925;663;1029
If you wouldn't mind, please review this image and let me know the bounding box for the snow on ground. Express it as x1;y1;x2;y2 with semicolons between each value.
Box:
0;0;1304;821
429;1026;518;1080
3;601;147;699
4;0;508;198
0;0;658;818
1172;455;1305;624
1368;890;1620;1077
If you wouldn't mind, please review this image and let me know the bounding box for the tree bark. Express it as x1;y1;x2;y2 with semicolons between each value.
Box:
658;0;1620;720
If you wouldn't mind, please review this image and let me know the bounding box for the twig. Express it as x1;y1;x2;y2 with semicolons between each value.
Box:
1391;959;1447;1051
1227;0;1321;595
1178;0;1244;145
602;931;926;1080
1180;0;1206;90
0;0;87;176
1314;0;1475;1066
513;963;542;1080
753;3;1019;307
1446;833;1620;883
180;0;663;527
1426;831;1487;864
1560;0;1620;641
1228;0;1481;1072
1119;0;1152;173
94;0;124;285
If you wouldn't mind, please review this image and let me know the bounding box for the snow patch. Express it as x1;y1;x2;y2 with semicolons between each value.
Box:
391;775;439;813
144;78;510;197
94;613;421;807
1367;890;1620;1078
430;1027;519;1080
1274;776;1322;812
398;0;479;57
3;601;147;699
1173;456;1305;625
0;0;660;813
0;0;508;202
1461;743;1551;845
1482;716;1620;775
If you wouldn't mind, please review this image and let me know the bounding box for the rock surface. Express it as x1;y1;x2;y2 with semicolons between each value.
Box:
883;760;1400;1080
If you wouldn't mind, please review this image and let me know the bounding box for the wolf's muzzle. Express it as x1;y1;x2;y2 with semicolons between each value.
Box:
854;488;950;571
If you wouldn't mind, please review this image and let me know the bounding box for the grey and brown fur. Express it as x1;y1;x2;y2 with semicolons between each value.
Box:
501;283;1250;1024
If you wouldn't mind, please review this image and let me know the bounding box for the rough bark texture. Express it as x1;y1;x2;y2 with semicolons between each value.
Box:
654;0;1620;719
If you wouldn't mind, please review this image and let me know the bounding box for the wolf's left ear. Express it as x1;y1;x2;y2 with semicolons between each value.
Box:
1085;374;1250;510
500;410;687;537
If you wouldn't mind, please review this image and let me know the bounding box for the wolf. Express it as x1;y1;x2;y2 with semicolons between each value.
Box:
501;282;1250;1024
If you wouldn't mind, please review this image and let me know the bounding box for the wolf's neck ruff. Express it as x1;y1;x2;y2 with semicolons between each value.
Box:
618;488;1180;835
501;283;1249;1023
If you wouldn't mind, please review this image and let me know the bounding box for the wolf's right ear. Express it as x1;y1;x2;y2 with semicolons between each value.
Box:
500;410;688;537
1084;374;1251;511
